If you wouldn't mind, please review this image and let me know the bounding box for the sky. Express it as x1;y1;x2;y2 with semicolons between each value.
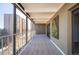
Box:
0;3;13;29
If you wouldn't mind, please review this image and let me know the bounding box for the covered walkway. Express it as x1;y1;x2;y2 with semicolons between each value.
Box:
0;3;78;55
20;35;62;55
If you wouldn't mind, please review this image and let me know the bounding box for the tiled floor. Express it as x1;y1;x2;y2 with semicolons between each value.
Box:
20;34;62;55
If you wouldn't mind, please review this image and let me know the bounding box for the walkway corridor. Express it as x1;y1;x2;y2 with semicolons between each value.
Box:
20;35;62;55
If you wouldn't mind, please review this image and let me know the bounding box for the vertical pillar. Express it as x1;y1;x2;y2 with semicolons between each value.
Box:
13;4;16;55
26;16;28;44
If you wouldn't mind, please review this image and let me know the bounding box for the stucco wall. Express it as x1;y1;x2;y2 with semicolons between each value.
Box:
50;3;76;54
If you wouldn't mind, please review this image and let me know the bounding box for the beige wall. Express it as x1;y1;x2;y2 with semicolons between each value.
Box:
50;3;76;54
35;24;46;34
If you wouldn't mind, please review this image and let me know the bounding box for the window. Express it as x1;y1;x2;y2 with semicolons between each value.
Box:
52;15;59;39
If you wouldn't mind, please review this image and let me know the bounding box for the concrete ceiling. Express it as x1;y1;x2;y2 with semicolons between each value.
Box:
22;3;65;24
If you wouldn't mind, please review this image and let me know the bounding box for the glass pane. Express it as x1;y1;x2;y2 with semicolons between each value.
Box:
23;19;26;46
16;8;26;53
27;18;32;42
0;3;13;55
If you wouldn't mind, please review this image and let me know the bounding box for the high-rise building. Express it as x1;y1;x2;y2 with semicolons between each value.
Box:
4;14;13;35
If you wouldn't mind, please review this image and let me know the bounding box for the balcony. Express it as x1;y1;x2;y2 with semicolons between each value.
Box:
0;3;79;55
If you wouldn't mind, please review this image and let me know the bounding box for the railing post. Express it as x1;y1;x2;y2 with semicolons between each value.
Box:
12;35;13;55
1;38;3;55
7;36;9;55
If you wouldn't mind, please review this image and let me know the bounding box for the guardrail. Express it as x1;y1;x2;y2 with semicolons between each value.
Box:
0;32;26;55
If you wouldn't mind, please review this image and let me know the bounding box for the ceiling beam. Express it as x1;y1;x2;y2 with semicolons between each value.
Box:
31;17;51;19
35;22;47;24
33;20;48;22
25;10;56;13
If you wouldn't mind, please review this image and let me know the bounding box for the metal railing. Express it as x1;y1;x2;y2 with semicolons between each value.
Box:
0;32;26;55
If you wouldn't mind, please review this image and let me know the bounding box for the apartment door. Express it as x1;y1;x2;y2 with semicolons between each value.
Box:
72;8;79;54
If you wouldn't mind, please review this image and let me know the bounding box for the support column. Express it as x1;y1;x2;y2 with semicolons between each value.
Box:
13;4;16;55
26;16;28;44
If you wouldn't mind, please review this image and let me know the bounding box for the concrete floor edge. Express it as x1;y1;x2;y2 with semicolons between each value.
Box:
19;39;33;55
50;39;65;55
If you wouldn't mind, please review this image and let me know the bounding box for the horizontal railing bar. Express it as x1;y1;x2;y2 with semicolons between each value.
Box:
0;32;26;39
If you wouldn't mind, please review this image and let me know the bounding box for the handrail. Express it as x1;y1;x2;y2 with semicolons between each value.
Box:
0;31;26;39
